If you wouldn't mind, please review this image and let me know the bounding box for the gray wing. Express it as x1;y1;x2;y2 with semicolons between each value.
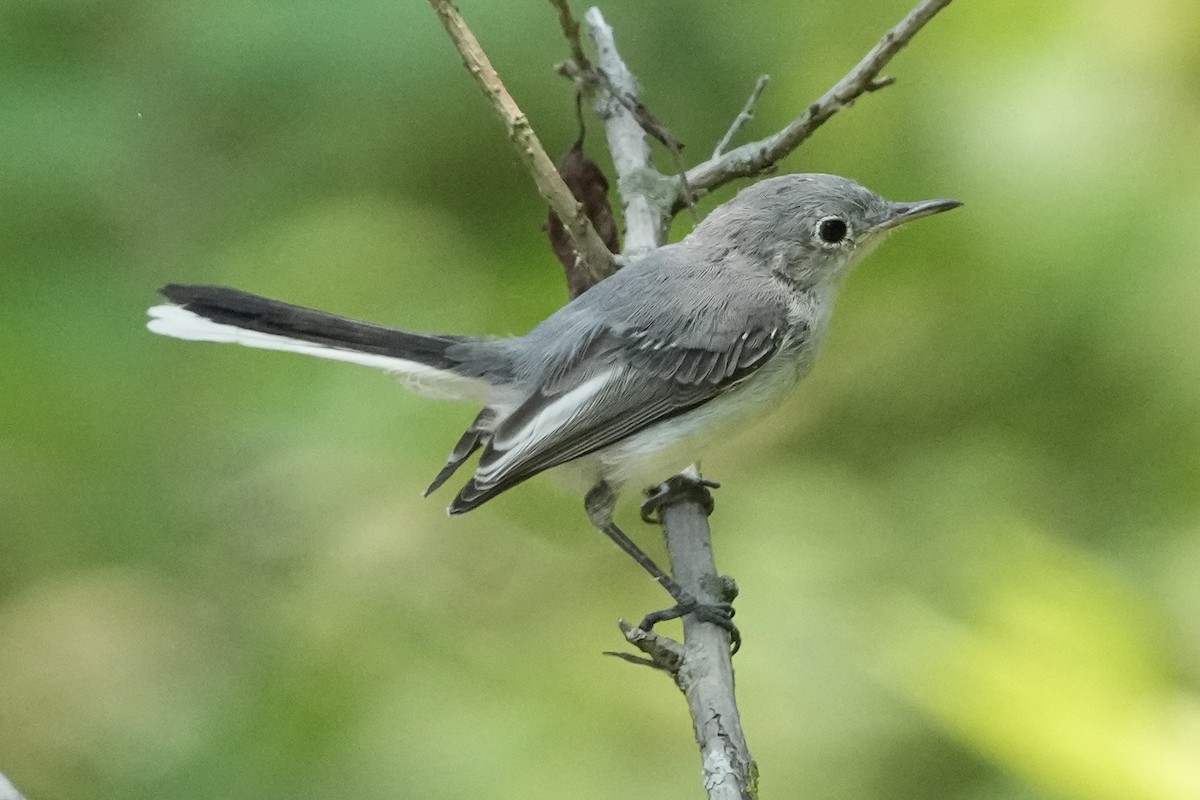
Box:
446;307;799;513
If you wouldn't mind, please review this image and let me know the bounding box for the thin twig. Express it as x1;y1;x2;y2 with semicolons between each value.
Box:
555;8;696;223
599;77;697;222
562;51;700;223
683;0;954;198
712;74;770;159
548;0;589;71
669;146;700;223
556;57;685;152
601;78;684;152
606;621;686;672
428;0;619;286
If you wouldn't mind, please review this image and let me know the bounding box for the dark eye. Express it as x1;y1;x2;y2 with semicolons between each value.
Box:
817;216;849;245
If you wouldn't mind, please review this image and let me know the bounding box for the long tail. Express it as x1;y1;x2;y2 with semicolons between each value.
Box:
147;284;515;400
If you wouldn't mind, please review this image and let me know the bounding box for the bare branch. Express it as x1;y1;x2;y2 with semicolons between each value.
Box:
712;74;770;159
608;622;685;672
577;11;757;798
684;0;954;197
428;0;619;286
555;8;696;225
582;7;672;253
548;4;951;799
548;0;589;71
667;144;700;223
593;77;694;227
597;78;684;153
650;471;756;800
556;61;686;157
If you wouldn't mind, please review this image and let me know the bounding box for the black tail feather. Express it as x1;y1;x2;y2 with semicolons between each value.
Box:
159;284;470;370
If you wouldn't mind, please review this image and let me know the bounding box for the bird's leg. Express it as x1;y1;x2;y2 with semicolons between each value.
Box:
585;480;680;596
640;472;740;653
584;480;739;653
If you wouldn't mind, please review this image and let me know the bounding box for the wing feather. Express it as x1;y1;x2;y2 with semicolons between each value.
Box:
447;318;804;513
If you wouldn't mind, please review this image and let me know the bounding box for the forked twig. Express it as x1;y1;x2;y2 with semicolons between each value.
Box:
712;74;770;159
684;0;955;198
432;2;957;798
428;0;619;286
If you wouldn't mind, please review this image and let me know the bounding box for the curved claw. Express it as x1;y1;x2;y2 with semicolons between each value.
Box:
692;605;741;656
640;473;721;524
638;599;741;656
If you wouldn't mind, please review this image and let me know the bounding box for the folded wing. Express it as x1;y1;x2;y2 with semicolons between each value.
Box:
447;319;798;513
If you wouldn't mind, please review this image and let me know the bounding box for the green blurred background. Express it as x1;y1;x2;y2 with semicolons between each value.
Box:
3;0;1200;797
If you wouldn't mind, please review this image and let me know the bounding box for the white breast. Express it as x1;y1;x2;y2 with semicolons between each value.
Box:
595;332;821;486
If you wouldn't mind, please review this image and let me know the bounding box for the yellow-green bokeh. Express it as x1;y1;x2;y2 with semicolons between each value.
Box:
3;1;1199;798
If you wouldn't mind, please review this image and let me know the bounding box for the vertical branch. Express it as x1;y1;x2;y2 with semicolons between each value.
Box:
660;490;757;799
579;8;756;799
433;2;955;798
582;8;672;253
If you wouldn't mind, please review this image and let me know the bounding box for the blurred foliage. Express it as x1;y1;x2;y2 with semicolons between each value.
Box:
2;0;1200;798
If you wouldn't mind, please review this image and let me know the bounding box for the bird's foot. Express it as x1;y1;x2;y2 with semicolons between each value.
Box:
638;591;741;655
640;473;721;524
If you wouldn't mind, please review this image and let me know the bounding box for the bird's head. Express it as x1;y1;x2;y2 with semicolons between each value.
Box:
690;173;961;287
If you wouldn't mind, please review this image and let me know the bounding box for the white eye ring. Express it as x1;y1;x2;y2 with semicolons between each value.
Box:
816;216;851;246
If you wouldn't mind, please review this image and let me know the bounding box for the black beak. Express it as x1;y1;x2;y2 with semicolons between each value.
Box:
872;198;963;233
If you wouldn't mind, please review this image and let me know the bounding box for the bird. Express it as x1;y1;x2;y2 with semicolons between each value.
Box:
147;173;960;647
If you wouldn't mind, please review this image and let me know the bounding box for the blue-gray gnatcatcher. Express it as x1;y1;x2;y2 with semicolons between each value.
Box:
148;173;960;644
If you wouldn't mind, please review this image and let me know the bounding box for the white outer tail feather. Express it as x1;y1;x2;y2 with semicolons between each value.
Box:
146;304;489;401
